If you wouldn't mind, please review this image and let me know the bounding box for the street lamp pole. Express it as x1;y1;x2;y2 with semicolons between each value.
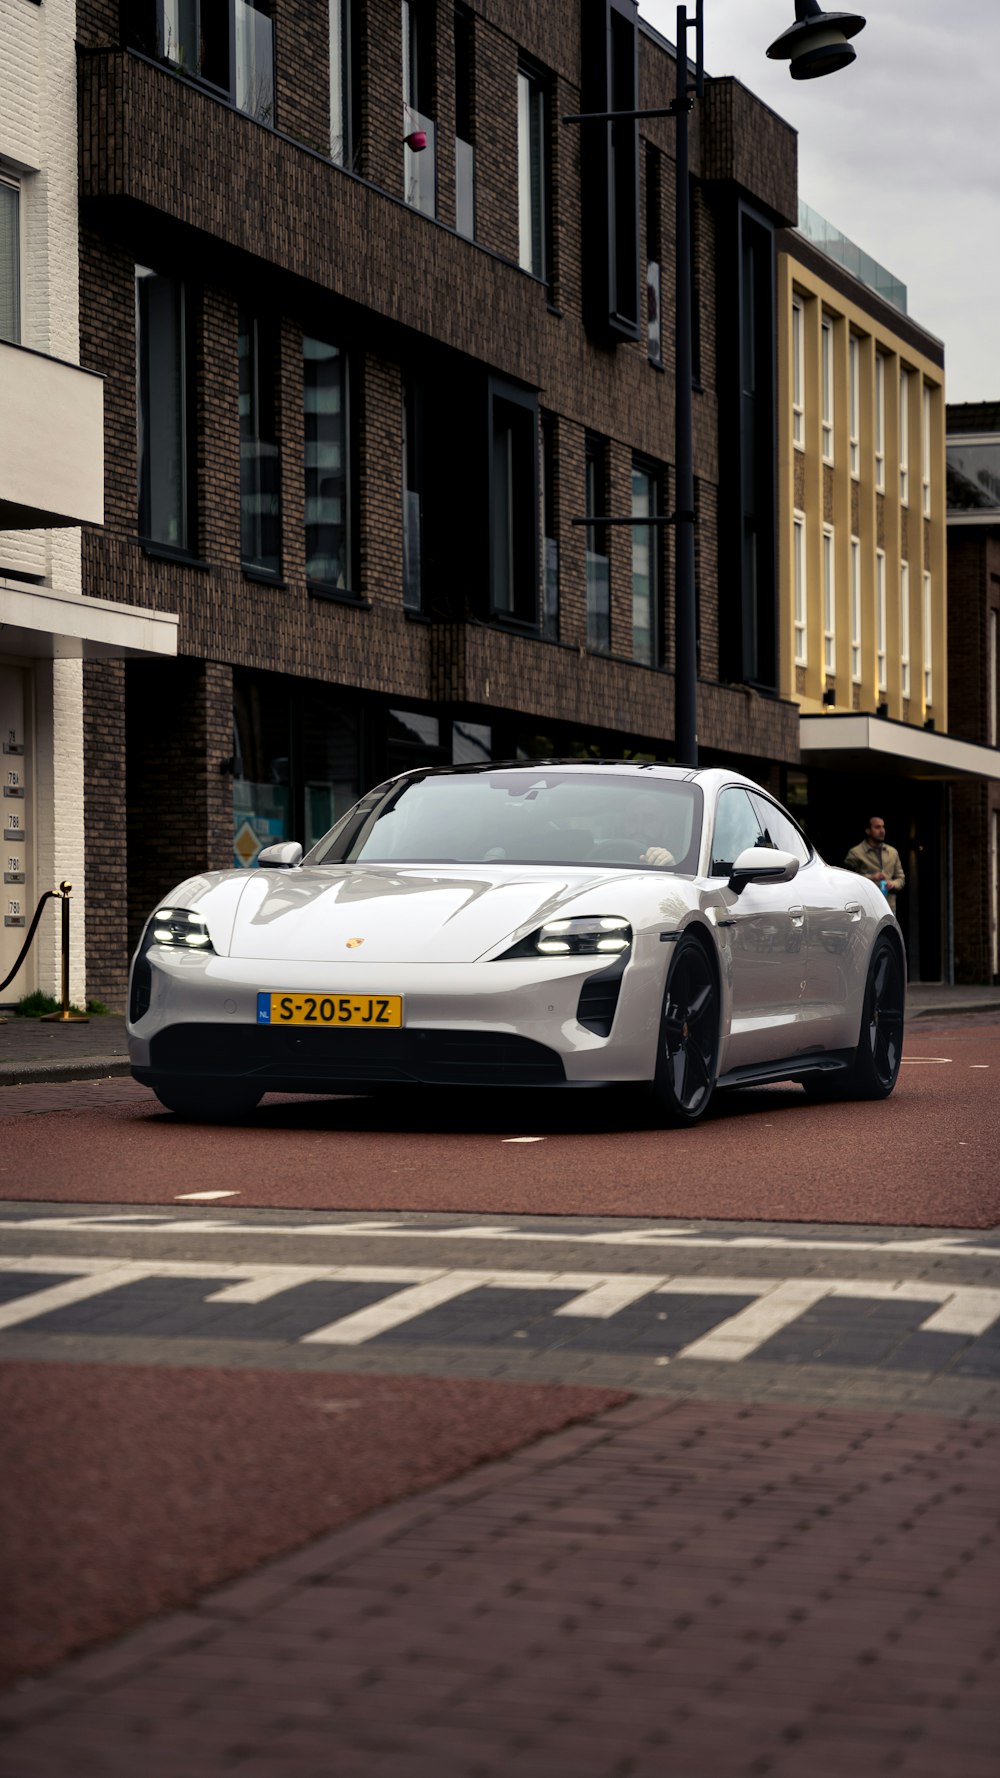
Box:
672;2;702;767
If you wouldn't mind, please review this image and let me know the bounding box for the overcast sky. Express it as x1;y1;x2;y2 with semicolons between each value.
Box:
639;0;1000;405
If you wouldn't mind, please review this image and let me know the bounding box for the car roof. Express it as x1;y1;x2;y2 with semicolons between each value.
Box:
382;760;762;793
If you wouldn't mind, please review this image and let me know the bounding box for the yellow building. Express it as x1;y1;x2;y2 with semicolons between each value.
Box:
775;210;1000;981
778;214;946;728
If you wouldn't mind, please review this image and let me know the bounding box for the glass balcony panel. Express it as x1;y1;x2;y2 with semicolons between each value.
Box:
235;1;275;125
947;440;1000;514
586;551;610;654
404;109;436;218
455;137;475;240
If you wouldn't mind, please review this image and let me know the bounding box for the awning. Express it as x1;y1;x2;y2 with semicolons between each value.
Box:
0;582;178;661
799;713;1000;784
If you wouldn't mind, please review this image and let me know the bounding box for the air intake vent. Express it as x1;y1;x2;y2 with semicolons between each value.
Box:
576;955;628;1036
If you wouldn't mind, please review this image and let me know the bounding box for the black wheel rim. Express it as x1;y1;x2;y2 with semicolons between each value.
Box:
662;945;718;1114
867;943;904;1088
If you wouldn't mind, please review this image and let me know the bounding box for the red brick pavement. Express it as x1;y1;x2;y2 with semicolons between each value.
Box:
1;1396;997;1777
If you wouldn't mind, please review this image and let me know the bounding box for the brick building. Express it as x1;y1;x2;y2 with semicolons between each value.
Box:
773;210;1000;981
946;403;1000;984
74;0;804;1006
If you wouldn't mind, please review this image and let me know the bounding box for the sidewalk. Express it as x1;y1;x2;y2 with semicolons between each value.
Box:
1;983;996;1088
1;1391;997;1777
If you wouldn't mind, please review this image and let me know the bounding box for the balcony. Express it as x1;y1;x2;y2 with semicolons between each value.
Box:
0;340;104;531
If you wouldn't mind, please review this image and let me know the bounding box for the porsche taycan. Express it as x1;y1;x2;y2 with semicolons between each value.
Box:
127;761;905;1122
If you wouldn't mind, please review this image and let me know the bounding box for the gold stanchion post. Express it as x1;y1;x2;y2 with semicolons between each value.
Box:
40;881;89;1023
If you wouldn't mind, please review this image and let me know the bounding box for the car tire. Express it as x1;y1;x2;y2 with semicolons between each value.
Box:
151;1079;264;1121
649;934;720;1125
802;935;905;1103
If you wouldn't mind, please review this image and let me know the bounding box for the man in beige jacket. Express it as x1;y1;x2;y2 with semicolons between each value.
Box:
844;816;905;914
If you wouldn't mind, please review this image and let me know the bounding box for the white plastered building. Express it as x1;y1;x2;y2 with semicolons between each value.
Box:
0;0;176;1007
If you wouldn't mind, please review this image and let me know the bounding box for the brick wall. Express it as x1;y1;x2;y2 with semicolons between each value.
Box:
83;659;129;1007
74;0;805;987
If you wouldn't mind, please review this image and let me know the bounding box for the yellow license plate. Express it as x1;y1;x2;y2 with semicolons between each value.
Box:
258;992;403;1028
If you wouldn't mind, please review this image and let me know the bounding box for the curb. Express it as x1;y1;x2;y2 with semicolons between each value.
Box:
0;1060;133;1088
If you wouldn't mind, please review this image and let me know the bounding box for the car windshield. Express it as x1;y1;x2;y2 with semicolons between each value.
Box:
307;771;703;871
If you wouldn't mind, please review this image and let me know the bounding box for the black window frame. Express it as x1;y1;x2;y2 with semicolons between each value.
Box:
135;263;195;555
303;334;354;596
238;308;282;578
488;376;539;632
516;56;550;284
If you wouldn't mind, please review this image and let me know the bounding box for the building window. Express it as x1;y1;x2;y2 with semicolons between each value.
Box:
238;311;281;576
900;561;911;699
158;1;275;125
540;412;559;639
876;547;887;691
923;569;933;704
631;461;659;666
304;337;350;590
136;265;191;551
402;379;422;612
0;176;20;344
850;536;861;683
848;333;860;477
922;384;933;517
820;315;834;463
517;64;548;280
822;524;836;676
454;5;476;240
585;435;610;654
899;369;909;504
489;378;538;628
793;511;807;666
403;0;436;217
580;0;639;343
646;146;662;366
330;0;360;167
874;351;885;492
791;296;804;449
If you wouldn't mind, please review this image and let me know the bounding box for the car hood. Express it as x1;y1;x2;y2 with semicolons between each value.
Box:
219;864;647;964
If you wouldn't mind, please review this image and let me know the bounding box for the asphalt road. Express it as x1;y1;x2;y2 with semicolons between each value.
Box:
3;1022;998;1226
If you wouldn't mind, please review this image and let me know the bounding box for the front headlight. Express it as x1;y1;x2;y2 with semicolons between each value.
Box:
500;916;632;960
148;907;216;952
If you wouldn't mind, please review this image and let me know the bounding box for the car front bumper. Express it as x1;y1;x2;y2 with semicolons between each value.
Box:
127;944;666;1092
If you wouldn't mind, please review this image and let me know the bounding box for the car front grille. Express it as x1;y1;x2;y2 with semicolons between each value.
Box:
145;1024;566;1088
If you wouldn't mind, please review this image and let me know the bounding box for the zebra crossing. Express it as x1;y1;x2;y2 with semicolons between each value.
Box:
2;1251;999;1367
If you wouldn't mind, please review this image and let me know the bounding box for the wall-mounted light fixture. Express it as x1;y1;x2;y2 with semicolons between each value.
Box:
822;687;836;706
766;0;866;80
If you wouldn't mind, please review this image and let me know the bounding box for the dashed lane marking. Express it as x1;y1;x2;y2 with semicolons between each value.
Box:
0;1256;998;1359
4;1214;998;1261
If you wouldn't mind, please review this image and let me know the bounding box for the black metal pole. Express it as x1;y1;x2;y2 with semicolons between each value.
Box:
673;3;698;766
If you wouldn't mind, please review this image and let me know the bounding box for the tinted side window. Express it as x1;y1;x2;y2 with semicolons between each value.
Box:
710;788;765;875
748;793;811;864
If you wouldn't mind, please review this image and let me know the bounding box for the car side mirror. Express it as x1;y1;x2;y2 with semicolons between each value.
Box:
257;842;303;870
729;846;799;893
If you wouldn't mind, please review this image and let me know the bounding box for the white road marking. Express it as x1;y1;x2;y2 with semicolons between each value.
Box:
899;1057;952;1065
300;1271;483;1344
918;1289;1000;1336
6;1215;999;1260
675;1280;833;1362
175;1191;240;1201
554;1275;665;1318
502;1137;546;1144
0;1266;155;1331
0;1256;998;1353
970;1065;990;1069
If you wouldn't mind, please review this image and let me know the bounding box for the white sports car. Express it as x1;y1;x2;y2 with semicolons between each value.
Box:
127;761;905;1122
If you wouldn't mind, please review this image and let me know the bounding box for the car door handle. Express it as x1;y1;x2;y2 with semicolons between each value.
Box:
846;902;863;920
789;906;805;927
